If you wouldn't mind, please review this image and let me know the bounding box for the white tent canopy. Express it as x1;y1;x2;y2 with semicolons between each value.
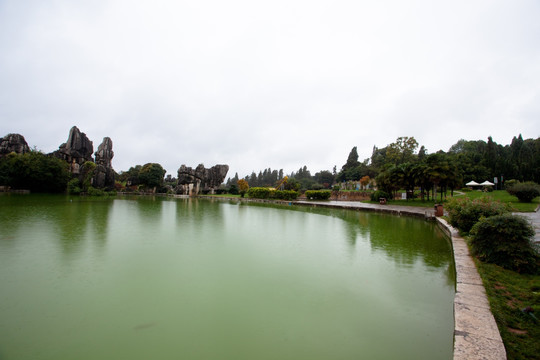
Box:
466;181;480;186
480;181;495;186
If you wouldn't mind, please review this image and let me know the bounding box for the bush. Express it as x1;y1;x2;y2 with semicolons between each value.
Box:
305;190;331;200
470;214;539;274
86;186;106;196
228;184;239;195
446;197;511;233
272;190;298;200
247;187;298;200
370;190;392;202
504;179;520;189
248;187;271;199
506;181;540;202
67;178;82;195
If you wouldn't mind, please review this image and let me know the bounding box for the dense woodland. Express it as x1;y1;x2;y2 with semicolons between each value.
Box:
227;135;540;198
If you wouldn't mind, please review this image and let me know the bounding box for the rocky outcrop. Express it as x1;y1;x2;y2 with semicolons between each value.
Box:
92;137;115;189
51;126;94;165
177;164;229;195
0;133;30;156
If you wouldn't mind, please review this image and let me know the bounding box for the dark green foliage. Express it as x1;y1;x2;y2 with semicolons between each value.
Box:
248;187;271;199
370;190;392;202
86;186;106;196
446;197;511;233
67;178;82;195
313;170;335;188
118;165;142;186
0;151;70;193
470;214;539;274
283;177;301;191
305;190;331;200
504;179;519;189
272;190;298;200
247;187;298;200
138;163;166;189
81;161;96;191
228;184;239;195
507;182;540;202
85;186;116;196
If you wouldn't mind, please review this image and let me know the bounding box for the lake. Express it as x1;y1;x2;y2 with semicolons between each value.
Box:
0;194;455;359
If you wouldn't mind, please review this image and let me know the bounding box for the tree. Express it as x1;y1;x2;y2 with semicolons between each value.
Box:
0;151;70;193
341;147;360;172
314;170;335;188
359;175;370;190
138;163;166;190
81;161;97;191
386;136;419;165
237;179;249;197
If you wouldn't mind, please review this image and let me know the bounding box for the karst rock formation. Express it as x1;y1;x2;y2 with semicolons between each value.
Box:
52;126;94;165
0;134;30;156
177;164;229;195
93;137;115;188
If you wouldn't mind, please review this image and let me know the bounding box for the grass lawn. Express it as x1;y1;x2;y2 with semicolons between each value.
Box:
386;190;539;212
472;256;540;360
459;190;540;212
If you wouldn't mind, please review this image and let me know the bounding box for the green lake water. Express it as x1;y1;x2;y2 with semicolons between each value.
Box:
0;194;455;359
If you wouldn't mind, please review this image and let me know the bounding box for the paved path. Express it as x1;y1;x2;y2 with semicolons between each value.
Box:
519;206;540;247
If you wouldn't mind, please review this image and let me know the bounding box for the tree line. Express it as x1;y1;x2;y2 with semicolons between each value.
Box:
2;134;538;195
228;134;540;197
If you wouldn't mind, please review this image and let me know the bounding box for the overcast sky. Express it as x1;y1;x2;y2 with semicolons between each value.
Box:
1;0;539;178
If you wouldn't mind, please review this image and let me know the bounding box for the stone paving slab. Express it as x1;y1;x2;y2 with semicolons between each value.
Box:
454;302;502;340
455;284;490;309
453;333;507;360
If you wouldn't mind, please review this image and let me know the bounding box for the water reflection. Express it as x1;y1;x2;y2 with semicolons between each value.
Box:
0;195;455;360
0;194;113;260
238;201;455;285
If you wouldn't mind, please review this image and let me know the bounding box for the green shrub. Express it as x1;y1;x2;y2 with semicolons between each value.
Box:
228;184;239;195
305;190;331;200
272;190;298;200
446;197;511;233
248;187;271;199
504;179;520;189
247;187;298;200
460;188;472;192
470;214;539;274
86;186;106;196
370;190;392;202
506;181;540;202
67;178;82;195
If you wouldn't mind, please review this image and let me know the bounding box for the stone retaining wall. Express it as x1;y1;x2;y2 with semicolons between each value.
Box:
436;218;506;360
